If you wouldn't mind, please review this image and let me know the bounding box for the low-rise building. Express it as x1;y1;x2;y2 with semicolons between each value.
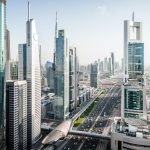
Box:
111;117;150;150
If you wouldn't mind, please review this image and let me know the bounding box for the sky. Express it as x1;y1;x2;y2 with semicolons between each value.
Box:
7;0;150;66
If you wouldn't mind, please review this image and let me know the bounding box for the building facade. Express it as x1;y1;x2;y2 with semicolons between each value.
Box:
104;57;108;73
45;61;54;91
6;80;27;150
10;60;18;80
69;47;78;112
111;52;115;76
5;29;10;80
111;118;150;150
54;29;69;120
18;44;27;80
108;57;112;75
121;13;146;119
0;0;6;145
26;3;41;147
90;62;98;88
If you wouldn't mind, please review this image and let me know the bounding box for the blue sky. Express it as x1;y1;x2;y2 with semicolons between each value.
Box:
7;0;150;66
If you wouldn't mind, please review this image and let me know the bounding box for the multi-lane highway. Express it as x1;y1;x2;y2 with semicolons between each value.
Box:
56;78;122;150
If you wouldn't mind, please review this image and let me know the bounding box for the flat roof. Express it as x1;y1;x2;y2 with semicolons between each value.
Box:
125;118;147;127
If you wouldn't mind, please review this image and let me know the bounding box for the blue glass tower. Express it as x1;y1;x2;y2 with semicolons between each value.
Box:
55;30;69;120
0;0;6;144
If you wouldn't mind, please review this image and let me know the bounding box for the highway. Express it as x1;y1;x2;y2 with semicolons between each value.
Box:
56;78;122;150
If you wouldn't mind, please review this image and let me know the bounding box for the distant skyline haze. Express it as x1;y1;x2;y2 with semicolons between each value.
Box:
7;0;150;67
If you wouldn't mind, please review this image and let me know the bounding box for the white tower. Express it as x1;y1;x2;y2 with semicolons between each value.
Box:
26;1;41;148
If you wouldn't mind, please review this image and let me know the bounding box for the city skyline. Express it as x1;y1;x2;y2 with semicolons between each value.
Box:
2;1;150;149
7;0;150;66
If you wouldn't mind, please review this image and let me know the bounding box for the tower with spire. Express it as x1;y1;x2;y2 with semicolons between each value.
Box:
121;12;146;120
54;13;70;120
26;1;41;148
53;12;58;70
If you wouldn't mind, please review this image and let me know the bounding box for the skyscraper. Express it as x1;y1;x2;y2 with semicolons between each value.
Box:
124;12;143;82
5;29;10;80
111;52;115;76
45;61;54;91
26;2;41;148
6;80;27;150
0;0;6;145
100;61;104;73
55;29;69;120
108;57;111;75
10;60;18;80
90;61;98;88
104;57;108;73
121;13;146;119
53;12;58;71
121;58;124;71
39;45;41;70
69;47;78;112
98;59;100;72
18;44;27;80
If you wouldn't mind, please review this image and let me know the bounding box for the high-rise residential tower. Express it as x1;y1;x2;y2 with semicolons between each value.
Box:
0;0;6;146
6;80;27;150
18;44;27;80
54;29;69;120
121;13;146;119
26;2;41;148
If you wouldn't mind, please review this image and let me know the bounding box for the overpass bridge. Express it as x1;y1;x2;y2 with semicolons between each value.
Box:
69;130;111;140
41;119;111;146
41;88;112;146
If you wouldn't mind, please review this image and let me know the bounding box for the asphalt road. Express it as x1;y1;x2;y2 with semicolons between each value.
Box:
56;78;122;150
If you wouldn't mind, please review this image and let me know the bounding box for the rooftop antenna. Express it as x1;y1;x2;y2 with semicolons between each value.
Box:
28;1;30;21
132;11;134;22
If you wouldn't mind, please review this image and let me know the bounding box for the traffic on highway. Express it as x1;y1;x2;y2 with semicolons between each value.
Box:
55;78;122;150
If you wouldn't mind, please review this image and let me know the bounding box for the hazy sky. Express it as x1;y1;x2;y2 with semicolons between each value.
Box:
7;0;150;66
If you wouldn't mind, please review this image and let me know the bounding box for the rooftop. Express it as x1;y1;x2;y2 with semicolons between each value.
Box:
112;118;150;139
125;118;147;127
124;79;144;88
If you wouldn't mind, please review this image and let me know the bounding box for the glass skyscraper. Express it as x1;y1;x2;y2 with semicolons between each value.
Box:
55;30;69;120
90;62;98;88
18;44;27;80
0;0;6;146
